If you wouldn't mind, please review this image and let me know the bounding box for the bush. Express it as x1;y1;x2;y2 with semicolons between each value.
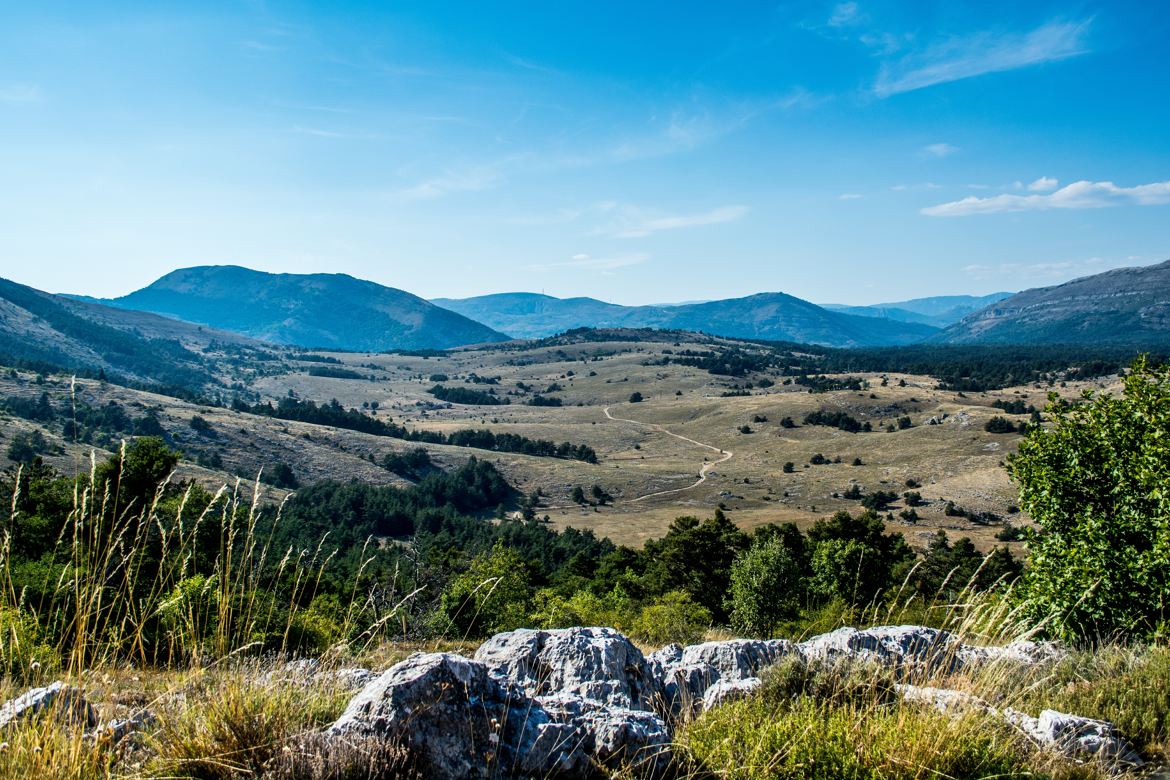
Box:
728;538;803;637
630;590;711;646
439;542;532;638
1010;358;1170;641
628;392;643;403
984;415;1018;433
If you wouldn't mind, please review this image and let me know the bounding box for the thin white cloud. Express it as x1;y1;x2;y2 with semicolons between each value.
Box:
609;204;749;238
0;84;44;105
922;179;1170;217
1028;176;1059;192
395;166;504;201
874;19;1091;98
291;126;378;140
964;256;1156;282
922;142;958;158
828;2;862;27
529;253;650;272
838;193;863;200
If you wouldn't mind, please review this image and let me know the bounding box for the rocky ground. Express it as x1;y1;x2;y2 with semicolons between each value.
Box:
2;625;1149;779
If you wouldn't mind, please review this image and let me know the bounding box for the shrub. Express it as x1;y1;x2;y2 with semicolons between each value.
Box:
628;391;643;403
1010;358;1170;640
439;542;532;638
727;538;803;637
630;590;711;646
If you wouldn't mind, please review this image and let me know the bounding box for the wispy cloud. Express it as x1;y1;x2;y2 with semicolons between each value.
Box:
838;193;864;200
874;18;1091;98
605;204;749;238
291;125;378;140
922;142;958;158
922;179;1170;216
529;252;650;272
0;84;44;105
395;166;505;201
1028;176;1059;192
828;2;862;28
964;256;1156;282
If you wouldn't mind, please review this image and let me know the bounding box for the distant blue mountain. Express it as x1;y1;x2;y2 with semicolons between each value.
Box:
433;291;939;347
96;266;508;351
820;293;1014;328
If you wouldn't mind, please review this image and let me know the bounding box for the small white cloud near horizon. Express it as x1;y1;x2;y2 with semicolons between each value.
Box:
922;142;958;158
874;18;1091;98
838;193;864;200
0;83;44;105
1028;176;1059;192
922;178;1170;216
610;204;749;238
529;252;650;272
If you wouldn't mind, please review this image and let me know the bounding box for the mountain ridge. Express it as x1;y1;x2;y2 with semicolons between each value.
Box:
935;260;1170;345
96;265;508;351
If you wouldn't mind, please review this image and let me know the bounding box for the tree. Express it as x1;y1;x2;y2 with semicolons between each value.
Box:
571;485;587;505
628;392;643;403
984;415;1018;434
727;537;804;637
94;436;181;512
440;542;532;637
1009;358;1170;640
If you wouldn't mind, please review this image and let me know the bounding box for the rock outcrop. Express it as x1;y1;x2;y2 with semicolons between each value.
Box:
0;681;97;730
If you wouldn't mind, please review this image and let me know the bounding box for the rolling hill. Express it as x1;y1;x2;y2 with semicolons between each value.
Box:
936;260;1170;345
434;291;938;347
99;266;509;351
0;276;264;392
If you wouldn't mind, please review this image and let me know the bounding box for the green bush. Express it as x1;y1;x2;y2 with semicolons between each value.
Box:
728;537;803;637
439;542;532;638
1010;358;1170;640
630;590;711;646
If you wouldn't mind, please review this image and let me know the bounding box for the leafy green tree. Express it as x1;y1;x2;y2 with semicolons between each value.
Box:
94;436;181;512
440;541;532;637
641;510;749;621
1009;358;1170;640
727;537;803;637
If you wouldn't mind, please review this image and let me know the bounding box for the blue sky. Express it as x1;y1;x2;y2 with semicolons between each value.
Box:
1;1;1168;306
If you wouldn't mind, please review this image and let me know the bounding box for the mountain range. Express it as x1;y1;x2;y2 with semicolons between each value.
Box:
8;258;1168;356
431;291;938;346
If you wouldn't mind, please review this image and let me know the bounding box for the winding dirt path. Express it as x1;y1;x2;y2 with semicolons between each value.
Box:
603;405;733;502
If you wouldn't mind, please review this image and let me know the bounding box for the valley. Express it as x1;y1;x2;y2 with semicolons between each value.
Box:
1;327;1113;551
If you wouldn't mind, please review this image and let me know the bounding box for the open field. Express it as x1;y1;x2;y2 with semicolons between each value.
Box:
0;331;1118;551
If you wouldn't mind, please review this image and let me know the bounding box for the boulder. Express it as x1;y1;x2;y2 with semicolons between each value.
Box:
329;652;583;778
957;640;1067;669
896;684;995;716
474;627;655;709
701;677;762;711
797;625;960;674
538;692;672;777
1006;708;1143;768
0;681;98;730
680;638;796;681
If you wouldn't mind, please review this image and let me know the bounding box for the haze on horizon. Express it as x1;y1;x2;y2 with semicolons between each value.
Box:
1;1;1168;306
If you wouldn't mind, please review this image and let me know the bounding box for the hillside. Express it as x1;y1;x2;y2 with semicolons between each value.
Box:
434;290;937;347
823;292;1013;327
936;260;1170;345
0;276;270;393
101;266;508;351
